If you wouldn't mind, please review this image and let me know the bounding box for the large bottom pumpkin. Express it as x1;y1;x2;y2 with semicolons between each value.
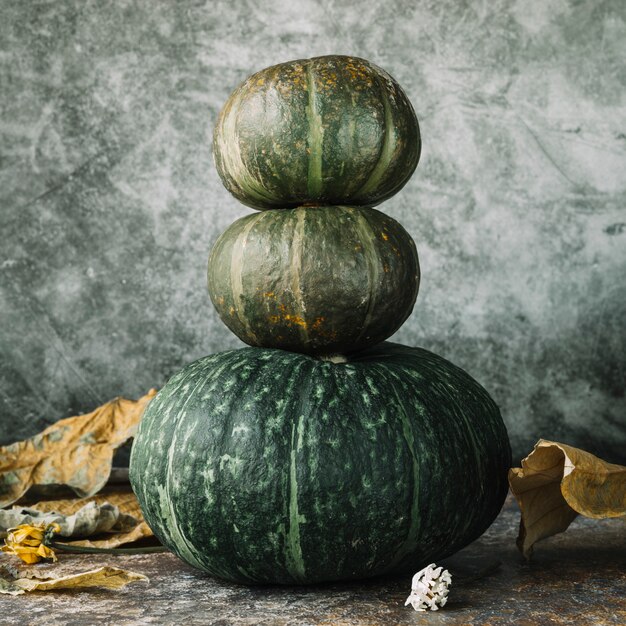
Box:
130;342;511;585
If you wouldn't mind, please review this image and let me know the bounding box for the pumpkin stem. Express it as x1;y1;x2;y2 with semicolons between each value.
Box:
318;354;348;364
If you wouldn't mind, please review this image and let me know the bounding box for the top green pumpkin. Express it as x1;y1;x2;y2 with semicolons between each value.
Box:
213;55;420;210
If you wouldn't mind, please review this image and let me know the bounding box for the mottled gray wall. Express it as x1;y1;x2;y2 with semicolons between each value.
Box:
1;0;624;463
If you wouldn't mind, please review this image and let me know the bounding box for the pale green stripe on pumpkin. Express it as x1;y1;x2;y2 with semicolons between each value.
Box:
193;355;246;580
216;85;276;206
306;61;323;198
160;373;212;570
286;411;307;581
354;75;396;198
289;208;309;346
350;208;380;344
230;212;268;343
378;365;422;569
135;365;192;524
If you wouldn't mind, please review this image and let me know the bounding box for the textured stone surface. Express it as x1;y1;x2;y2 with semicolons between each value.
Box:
1;497;624;624
0;0;625;462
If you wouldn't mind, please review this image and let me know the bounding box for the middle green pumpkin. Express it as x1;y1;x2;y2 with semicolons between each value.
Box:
208;205;419;356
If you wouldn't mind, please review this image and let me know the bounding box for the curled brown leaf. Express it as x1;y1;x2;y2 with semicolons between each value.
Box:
0;390;157;508
509;439;626;558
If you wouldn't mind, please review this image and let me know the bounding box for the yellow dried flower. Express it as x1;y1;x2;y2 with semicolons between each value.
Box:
1;523;61;564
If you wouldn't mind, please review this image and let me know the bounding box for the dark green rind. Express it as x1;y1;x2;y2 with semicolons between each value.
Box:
130;342;511;585
213;55;421;211
207;206;420;355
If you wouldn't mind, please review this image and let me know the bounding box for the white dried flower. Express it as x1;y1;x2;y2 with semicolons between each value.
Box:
404;563;452;612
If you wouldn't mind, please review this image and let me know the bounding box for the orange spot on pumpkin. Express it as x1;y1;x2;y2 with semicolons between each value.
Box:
283;314;307;328
311;317;325;331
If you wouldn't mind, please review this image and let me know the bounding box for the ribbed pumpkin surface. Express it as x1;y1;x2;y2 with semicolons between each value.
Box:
213;55;420;210
207;205;419;355
130;342;511;585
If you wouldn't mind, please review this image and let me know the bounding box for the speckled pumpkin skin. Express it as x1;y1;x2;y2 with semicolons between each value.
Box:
207;205;419;356
213;55;420;210
129;342;511;585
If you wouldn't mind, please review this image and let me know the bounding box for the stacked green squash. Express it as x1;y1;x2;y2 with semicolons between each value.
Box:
207;205;419;355
130;56;511;585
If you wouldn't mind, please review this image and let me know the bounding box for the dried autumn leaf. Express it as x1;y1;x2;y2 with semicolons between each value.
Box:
67;521;154;550
28;489;144;519
509;439;626;558
0;390;157;508
13;490;155;549
0;565;148;595
0;501;139;540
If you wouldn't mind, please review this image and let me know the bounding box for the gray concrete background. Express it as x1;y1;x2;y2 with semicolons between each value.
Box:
0;0;624;463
